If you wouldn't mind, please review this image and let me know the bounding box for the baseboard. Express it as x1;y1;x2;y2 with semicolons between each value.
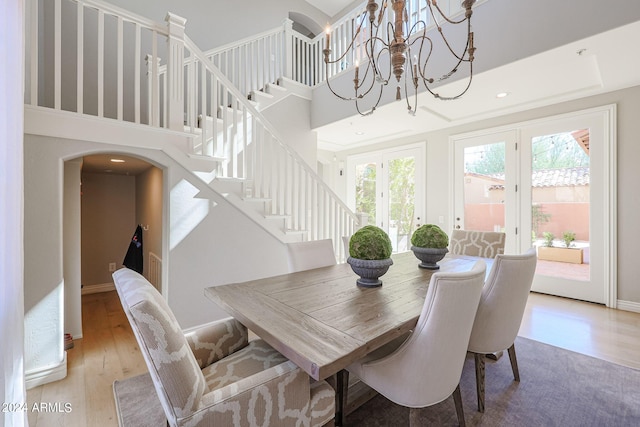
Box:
81;282;115;295
616;300;640;313
25;352;67;390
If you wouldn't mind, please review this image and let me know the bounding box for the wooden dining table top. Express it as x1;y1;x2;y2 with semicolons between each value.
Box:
204;251;490;381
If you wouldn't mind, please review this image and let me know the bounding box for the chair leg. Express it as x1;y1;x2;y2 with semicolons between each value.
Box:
334;369;349;427
507;343;520;382
473;352;485;413
452;383;466;427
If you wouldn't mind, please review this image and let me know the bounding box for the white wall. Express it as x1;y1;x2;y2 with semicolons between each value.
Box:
23;132;293;355
338;85;640;306
80;172;136;286
63;159;83;339
103;0;329;51
136;166;163;279
1;0;26;424
24;138;66;387
262;95;318;171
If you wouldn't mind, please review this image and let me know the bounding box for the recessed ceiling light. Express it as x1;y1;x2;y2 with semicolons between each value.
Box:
496;92;509;99
355;131;365;135
110;158;125;163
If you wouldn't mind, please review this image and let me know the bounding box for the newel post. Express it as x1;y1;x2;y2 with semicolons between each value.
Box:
165;13;187;131
283;18;293;80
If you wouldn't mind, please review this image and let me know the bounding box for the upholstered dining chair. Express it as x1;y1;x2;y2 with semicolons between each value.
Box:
286;238;337;272
467;248;537;413
345;261;487;426
113;268;336;427
449;229;506;258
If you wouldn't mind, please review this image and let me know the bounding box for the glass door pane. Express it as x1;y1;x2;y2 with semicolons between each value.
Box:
462;142;506;232
387;155;416;252
348;144;425;254
520;108;612;305
453;130;518;253
354;162;378;227
531;130;591;282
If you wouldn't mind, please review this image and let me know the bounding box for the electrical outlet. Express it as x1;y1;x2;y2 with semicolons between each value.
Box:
108;262;116;272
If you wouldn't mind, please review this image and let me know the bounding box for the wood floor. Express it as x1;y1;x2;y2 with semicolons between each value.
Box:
26;290;640;427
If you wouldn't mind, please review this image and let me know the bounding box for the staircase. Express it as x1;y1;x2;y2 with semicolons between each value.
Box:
24;0;360;260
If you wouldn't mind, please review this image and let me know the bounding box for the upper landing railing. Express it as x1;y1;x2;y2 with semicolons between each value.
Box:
204;0;486;99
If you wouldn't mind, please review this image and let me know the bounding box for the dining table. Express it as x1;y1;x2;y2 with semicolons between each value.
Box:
204;251;491;425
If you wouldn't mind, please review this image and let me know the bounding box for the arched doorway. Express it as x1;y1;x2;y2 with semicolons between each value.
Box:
64;153;163;340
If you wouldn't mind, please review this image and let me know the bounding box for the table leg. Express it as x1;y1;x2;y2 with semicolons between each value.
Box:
335;369;349;426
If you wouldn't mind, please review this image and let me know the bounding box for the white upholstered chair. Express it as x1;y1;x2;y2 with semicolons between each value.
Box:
345;261;487;426
450;229;506;258
341;236;351;260
286;238;337;272
467;248;537;412
113;268;336;427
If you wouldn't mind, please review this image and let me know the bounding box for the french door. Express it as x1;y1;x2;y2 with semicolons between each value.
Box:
347;144;425;253
453;107;615;305
453;130;519;253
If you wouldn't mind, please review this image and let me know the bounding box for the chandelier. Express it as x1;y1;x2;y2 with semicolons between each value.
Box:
323;0;476;116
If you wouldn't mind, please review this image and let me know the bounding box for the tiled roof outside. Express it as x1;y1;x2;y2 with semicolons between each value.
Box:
480;167;590;190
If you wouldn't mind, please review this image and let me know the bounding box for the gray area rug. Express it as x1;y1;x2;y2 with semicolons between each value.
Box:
113;337;640;426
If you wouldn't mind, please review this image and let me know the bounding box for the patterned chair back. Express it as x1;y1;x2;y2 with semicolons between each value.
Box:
449;230;506;258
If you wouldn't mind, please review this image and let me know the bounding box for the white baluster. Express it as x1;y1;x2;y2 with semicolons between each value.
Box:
165;13;187;131
97;9;104;117
283;18;293;81
117;16;123;121
54;0;61;110
76;1;83;114
134;24;140;123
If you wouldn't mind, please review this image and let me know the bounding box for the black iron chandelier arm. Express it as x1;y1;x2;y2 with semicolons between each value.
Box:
354;83;385;116
421;61;474;100
432;20;474;63
323;0;477;116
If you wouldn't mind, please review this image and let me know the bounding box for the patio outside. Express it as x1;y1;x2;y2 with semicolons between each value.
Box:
464;129;591;282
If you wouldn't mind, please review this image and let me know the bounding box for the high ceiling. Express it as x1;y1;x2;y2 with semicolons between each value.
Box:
84;1;640;170
311;2;640;151
304;0;352;17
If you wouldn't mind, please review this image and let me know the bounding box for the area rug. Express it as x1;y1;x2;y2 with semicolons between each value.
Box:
113;372;165;427
113;337;640;426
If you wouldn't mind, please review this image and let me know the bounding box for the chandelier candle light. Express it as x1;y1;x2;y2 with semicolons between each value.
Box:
323;0;477;116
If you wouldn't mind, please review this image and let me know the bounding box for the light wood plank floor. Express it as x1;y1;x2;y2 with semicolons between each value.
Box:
26;290;640;426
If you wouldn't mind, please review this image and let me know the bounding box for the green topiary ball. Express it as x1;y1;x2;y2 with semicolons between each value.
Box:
349;225;393;260
411;224;449;249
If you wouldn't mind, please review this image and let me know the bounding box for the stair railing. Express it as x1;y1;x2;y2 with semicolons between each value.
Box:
182;35;359;254
23;0;361;254
24;0;172;128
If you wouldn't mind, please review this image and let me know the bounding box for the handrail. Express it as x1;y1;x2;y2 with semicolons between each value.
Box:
71;0;169;34
204;24;285;56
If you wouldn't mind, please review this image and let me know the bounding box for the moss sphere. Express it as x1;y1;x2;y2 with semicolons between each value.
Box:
349;225;393;260
411;224;449;249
